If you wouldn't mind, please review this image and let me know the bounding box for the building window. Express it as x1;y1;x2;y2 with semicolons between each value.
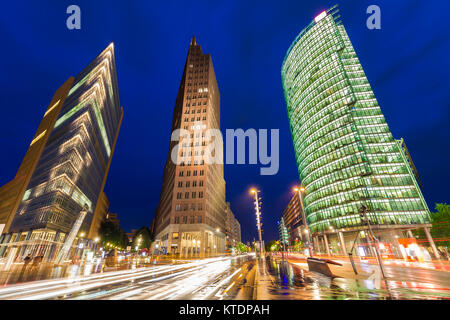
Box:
176;204;181;211
185;192;189;199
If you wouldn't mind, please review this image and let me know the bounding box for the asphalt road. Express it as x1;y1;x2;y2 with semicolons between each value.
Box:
0;254;255;300
1;253;449;300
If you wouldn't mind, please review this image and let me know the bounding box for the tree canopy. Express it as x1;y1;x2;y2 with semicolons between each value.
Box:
98;220;129;249
415;203;450;248
131;226;152;251
265;240;280;252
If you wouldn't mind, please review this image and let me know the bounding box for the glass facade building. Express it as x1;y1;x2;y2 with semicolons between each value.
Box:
281;7;430;236
0;43;123;260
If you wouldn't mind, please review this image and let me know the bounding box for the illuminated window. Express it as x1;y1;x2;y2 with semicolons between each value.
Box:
30;130;47;146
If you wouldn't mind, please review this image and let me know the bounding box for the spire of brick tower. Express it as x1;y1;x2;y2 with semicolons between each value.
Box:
190;35;197;46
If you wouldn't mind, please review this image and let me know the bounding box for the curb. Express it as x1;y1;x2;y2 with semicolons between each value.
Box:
252;260;259;300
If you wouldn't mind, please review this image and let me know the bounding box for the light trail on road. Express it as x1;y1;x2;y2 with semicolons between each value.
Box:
0;255;252;300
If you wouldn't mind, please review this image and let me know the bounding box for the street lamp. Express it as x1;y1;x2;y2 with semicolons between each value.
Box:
359;204;387;279
136;236;142;253
293;186;312;257
250;188;264;258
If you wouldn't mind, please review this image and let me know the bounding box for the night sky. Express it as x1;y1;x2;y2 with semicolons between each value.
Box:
0;1;449;244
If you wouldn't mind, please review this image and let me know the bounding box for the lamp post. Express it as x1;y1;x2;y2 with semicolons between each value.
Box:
216;228;220;255
359;204;386;279
135;236;142;264
79;232;85;261
250;188;264;258
136;236;142;252
294;186;313;257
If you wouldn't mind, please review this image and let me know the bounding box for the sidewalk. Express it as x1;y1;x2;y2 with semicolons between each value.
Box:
253;257;280;300
285;253;450;272
255;254;450;300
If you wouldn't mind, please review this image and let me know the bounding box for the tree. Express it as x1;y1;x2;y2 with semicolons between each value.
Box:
265;240;280;252
98;221;128;249
415;203;450;248
235;242;249;253
291;239;304;252
132;226;152;251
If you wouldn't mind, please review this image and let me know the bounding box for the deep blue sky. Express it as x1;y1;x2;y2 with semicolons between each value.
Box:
0;1;449;244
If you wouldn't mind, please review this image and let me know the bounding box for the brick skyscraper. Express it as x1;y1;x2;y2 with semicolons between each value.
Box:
151;37;227;256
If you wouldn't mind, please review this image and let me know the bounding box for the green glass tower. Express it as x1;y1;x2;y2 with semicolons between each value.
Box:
281;6;431;239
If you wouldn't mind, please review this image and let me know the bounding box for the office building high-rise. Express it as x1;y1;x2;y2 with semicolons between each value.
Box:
0;43;123;260
281;6;433;257
282;192;306;243
151;36;227;256
225;202;241;248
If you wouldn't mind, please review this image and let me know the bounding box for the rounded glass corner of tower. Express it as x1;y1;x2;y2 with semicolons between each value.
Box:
281;7;431;234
